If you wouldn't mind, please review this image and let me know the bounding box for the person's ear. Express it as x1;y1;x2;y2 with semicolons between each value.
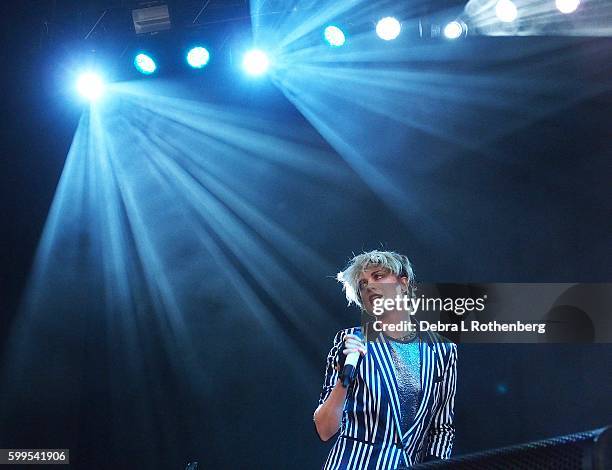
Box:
399;276;409;293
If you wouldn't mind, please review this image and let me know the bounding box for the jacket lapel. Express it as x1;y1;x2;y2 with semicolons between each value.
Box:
368;334;403;444
403;332;437;442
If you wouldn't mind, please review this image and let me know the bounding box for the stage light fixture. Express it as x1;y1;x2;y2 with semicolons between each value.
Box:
323;25;346;47
134;53;157;75
376;17;401;41
495;0;518;22
187;47;210;69
132;4;171;35
556;0;580;14
242;49;270;76
76;72;105;101
443;21;464;39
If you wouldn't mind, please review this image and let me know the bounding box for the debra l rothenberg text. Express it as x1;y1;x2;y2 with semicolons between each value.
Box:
372;320;547;335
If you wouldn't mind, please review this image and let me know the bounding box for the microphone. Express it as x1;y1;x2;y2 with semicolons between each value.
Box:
340;331;364;388
341;351;359;387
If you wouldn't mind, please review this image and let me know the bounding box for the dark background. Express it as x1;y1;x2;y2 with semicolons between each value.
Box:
1;1;611;469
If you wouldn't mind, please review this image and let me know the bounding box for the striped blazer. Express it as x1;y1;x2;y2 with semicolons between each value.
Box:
317;326;457;469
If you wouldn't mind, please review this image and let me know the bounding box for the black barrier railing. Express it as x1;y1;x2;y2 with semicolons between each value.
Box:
407;425;611;470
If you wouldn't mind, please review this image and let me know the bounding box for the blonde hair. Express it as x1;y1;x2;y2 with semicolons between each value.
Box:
336;250;416;309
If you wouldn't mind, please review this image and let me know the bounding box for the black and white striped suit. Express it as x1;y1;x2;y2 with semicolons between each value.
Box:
317;326;457;469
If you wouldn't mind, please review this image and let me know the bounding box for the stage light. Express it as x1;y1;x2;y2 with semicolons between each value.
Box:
323;25;346;47
444;21;464;39
376;17;401;41
134;53;157;75
132;4;171;35
186;47;210;69
495;0;518;22
76;72;105;101
556;0;580;14
242;49;270;76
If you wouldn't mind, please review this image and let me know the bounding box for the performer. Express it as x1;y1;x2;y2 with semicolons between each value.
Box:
313;250;457;469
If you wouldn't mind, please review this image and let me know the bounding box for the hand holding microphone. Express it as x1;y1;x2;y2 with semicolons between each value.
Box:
338;333;367;387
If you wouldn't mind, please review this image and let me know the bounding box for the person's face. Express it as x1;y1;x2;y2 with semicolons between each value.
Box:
358;265;408;315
